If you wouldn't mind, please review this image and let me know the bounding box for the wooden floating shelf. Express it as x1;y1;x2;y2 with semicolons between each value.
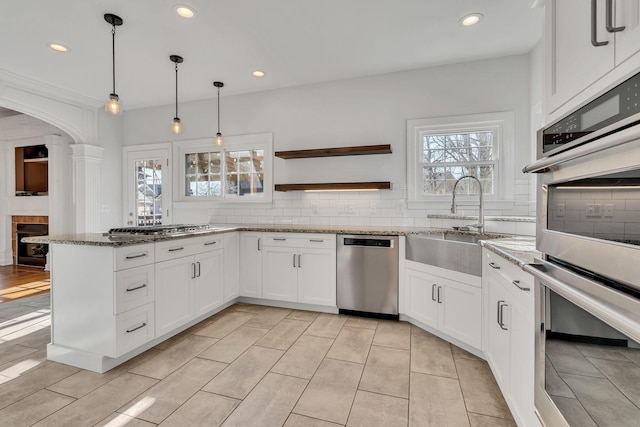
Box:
275;144;392;159
275;182;392;192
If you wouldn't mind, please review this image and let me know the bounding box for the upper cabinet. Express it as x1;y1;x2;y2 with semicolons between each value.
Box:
546;0;640;116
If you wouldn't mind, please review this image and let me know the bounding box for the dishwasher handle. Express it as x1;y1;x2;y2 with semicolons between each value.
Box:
342;238;394;248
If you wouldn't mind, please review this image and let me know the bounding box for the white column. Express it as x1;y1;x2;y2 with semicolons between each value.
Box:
45;135;71;234
0;144;12;265
71;144;104;233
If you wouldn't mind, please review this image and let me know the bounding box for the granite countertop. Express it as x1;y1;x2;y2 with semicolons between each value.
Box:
23;224;518;247
480;236;541;268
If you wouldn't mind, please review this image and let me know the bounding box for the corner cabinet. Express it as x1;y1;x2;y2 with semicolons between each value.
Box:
155;235;224;337
546;0;640;114
262;233;337;307
482;248;539;427
404;260;482;351
239;232;263;298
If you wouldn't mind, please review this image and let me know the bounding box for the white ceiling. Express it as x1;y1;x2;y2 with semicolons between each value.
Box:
0;0;542;111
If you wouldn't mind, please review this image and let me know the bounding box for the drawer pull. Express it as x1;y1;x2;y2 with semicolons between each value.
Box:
125;284;147;292
489;262;500;270
309;239;324;242
204;241;218;246
431;284;437;301
273;238;286;241
512;280;531;292
125;252;147;260
168;247;185;252
126;322;147;333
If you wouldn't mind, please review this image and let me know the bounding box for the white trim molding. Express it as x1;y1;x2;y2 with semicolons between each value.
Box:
71;144;104;233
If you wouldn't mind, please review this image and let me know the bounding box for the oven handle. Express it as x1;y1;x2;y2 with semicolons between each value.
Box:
524;258;640;344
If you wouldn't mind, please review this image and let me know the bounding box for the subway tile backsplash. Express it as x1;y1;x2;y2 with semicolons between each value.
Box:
173;180;536;236
548;187;640;240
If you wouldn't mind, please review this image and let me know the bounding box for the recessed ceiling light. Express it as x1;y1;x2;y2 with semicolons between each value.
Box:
174;5;196;18
252;70;265;78
460;13;483;26
49;43;69;52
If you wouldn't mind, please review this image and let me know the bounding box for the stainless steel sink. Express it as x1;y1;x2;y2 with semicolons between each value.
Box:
405;231;505;276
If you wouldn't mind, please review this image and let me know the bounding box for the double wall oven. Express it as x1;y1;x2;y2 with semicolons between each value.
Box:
525;71;640;426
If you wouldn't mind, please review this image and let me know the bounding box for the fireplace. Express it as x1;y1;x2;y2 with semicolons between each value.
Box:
16;223;48;267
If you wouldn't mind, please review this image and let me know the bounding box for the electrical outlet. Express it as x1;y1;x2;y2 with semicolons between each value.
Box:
586;203;603;217
337;204;345;215
346;203;356;214
556;203;565;217
604;204;614;217
100;205;110;213
396;201;406;214
312;204;319;214
370;202;377;215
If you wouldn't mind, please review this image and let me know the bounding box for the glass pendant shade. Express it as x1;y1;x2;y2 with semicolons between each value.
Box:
105;93;121;115
172;117;183;134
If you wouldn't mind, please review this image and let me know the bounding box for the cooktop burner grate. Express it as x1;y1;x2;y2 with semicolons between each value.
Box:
107;224;210;236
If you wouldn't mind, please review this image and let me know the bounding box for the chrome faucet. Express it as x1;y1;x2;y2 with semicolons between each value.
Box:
450;175;484;233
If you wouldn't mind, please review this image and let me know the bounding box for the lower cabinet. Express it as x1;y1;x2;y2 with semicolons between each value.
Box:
262;233;336;307
404;261;482;350
155;236;224;337
239;232;263;298
482;248;538;427
223;232;240;302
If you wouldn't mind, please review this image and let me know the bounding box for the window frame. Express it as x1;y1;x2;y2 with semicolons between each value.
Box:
173;132;273;205
406;112;515;209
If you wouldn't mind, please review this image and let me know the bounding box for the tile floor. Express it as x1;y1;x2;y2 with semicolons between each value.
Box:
0;295;515;426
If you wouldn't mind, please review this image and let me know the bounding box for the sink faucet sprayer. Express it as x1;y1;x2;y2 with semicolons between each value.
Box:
450;175;484;233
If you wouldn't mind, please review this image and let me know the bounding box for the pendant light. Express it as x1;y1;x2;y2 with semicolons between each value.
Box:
170;55;184;134
104;13;123;115
213;81;224;146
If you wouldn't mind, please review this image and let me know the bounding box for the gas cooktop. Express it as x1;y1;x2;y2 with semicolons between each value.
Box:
106;224;210;236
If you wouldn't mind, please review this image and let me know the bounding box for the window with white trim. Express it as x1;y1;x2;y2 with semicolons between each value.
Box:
407;112;514;205
175;133;273;203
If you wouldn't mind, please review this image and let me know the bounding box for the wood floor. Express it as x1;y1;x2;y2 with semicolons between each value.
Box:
0;265;50;303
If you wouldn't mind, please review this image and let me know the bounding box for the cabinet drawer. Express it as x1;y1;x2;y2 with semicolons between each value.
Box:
114;244;155;271
263;233;335;249
483;250;533;297
115;264;155;314
155;235;224;262
114;302;155;357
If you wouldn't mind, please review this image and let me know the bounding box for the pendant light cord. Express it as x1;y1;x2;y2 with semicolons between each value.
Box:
217;86;221;134
111;26;116;94
175;63;179;118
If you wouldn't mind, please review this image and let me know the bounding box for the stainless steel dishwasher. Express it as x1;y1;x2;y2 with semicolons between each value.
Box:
337;234;399;318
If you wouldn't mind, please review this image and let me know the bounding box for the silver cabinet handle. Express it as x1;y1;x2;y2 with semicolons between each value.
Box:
592;0;610;46
273;238;286;241
168;247;185;252
497;300;504;327
499;302;509;331
125;252;147;260
257;237;261;251
298;254;302;268
293;253;296;268
126;322;147;333
606;0;625;32
431;284;437;301
489;262;500;270
125;283;147;292
309;239;324;242
204;241;217;246
191;262;196;279
197;261;201;278
437;286;442;304
512;279;531;292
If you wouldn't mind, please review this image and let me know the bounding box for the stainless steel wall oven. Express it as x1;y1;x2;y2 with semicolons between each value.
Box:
525;71;640;426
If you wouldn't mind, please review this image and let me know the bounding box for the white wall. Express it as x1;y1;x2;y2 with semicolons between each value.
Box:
121;54;535;228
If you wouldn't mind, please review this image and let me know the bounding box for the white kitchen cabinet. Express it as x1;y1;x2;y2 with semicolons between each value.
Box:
223;232;240;302
50;243;157;363
546;0;640;114
482;248;538;427
155;235;224;337
262;233;337;307
239;232;263;298
404;261;482;350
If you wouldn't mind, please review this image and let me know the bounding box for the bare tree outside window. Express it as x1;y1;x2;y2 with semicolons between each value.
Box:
421;130;495;196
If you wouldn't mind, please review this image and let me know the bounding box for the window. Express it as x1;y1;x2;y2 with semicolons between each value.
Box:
407;112;514;206
175;133;273;203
